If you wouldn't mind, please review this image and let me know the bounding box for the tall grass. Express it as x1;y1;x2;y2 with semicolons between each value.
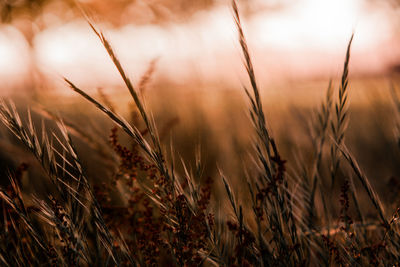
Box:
0;0;400;266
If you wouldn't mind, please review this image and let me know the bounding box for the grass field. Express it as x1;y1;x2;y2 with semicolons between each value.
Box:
1;1;400;266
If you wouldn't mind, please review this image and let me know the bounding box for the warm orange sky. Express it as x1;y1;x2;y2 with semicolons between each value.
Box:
0;0;399;93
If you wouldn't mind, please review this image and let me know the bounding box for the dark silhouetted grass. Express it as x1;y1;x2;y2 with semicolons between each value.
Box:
0;1;400;266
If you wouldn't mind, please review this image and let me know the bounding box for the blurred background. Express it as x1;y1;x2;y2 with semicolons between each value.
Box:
1;0;400;93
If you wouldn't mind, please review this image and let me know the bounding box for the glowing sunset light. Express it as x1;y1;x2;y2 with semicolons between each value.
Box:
0;26;31;92
34;21;121;88
23;0;400;92
247;0;396;78
250;0;360;49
